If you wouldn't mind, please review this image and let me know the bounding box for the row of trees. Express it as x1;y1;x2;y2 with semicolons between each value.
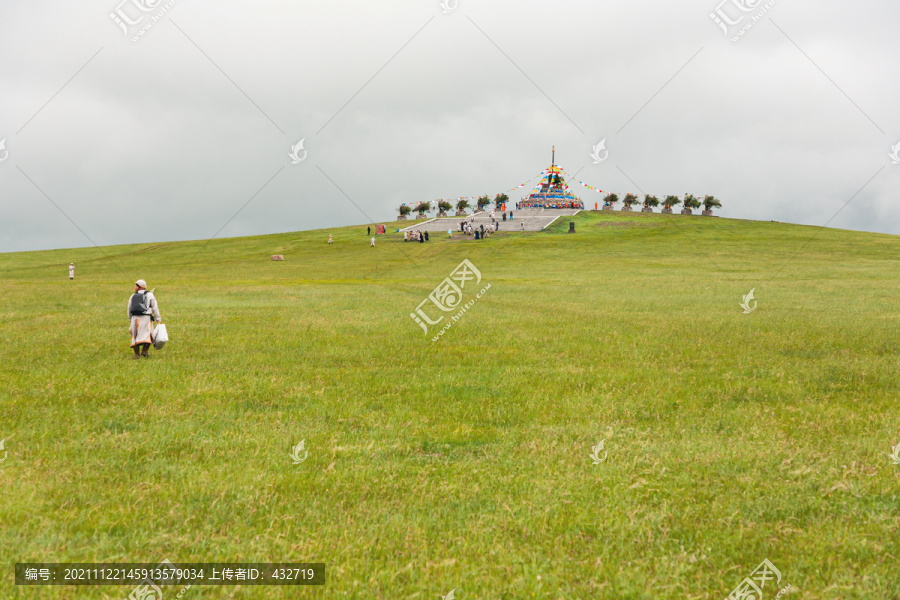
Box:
398;193;722;218
602;193;722;213
399;193;511;219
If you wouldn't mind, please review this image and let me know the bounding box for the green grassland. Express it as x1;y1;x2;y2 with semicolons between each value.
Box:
1;211;898;599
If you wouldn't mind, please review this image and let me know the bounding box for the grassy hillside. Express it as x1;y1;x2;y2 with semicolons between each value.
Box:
1;211;898;599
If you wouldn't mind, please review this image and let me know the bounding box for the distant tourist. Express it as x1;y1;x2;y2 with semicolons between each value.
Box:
370;237;375;247
424;231;429;242
403;231;408;242
521;222;525;230
448;229;452;238
128;279;161;359
68;263;74;280
328;234;333;244
367;226;371;236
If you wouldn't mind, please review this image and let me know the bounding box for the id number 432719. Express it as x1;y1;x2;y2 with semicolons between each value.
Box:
271;568;315;580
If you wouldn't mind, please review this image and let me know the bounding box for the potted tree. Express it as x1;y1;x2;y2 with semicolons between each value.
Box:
494;193;509;209
702;195;722;216
602;192;619;211
642;194;660;213
476;195;491;213
662;195;681;214
681;194;700;215
455;199;470;216
622;193;640;212
416;201;432;219
398;204;411;220
437;199;452;217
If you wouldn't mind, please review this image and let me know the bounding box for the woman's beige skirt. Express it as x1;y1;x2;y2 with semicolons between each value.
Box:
130;315;153;347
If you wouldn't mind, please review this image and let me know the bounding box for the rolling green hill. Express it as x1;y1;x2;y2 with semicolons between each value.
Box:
1;211;898;599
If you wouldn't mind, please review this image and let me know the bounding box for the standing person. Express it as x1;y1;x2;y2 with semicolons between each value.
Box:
367;226;371;236
128;279;161;359
521;221;525;231
448;228;452;238
370;236;375;247
68;263;74;280
424;231;429;242
328;234;333;244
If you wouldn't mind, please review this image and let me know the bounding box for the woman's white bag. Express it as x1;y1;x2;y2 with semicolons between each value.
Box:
151;323;168;349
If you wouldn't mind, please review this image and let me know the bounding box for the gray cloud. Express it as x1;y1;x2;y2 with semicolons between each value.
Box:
1;0;898;253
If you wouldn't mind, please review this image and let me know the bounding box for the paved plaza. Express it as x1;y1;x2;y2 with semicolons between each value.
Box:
397;208;580;234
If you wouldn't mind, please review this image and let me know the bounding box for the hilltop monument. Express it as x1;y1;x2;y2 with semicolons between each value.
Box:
520;146;584;210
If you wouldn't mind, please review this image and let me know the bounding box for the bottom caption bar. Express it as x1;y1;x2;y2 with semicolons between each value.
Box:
15;562;325;585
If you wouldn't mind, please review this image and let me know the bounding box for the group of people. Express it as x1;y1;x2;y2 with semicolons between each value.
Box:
455;216;506;240
458;217;476;235
328;229;381;246
403;229;429;243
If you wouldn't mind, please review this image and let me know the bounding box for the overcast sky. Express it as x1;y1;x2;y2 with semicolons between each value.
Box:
1;0;898;253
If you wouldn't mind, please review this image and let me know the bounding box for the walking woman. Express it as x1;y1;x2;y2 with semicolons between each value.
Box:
128;279;161;359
